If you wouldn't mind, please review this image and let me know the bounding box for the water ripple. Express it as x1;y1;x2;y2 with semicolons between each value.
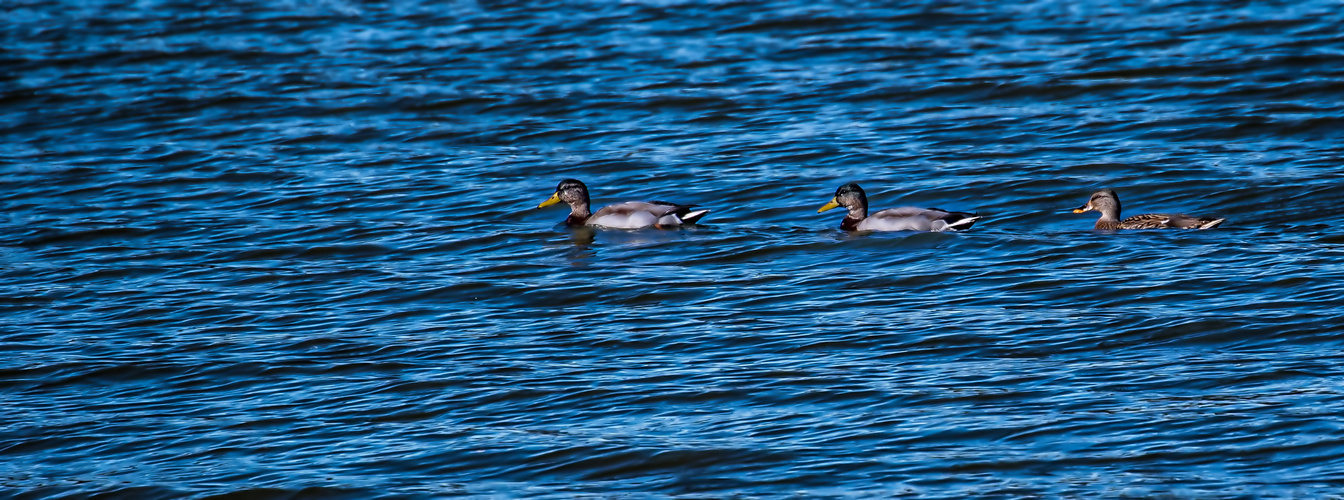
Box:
5;0;1344;498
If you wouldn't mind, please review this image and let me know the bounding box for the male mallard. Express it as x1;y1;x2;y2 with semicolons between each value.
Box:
1072;189;1225;230
538;179;710;228
817;182;980;232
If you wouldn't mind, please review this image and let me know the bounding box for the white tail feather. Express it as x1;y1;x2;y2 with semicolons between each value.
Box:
680;209;711;224
947;215;981;230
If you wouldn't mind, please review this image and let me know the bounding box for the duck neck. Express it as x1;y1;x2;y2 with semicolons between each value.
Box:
1097;207;1120;222
1094;205;1122;230
568;196;591;220
1095;219;1121;230
566;204;591;226
1098;198;1121;222
840;203;866;231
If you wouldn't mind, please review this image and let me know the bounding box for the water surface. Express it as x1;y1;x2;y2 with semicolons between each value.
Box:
5;0;1344;498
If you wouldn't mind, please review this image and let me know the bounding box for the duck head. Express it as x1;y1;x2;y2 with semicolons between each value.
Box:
539;179;592;217
1073;189;1122;220
818;182;868;219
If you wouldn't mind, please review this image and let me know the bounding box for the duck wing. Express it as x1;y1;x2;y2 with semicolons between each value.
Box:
1119;213;1224;229
1118;213;1174;229
859;207;980;232
587;201;710;228
1161;214;1227;229
646;201;711;225
924;207;981;231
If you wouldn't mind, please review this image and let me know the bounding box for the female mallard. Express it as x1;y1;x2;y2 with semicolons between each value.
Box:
538;179;710;229
817;182;980;232
1073;189;1225;230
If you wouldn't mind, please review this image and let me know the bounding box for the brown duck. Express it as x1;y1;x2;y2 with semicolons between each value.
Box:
1073;189;1225;230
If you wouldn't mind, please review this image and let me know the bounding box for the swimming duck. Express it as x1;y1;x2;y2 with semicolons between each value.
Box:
538;179;710;228
817;182;980;232
1072;189;1225;230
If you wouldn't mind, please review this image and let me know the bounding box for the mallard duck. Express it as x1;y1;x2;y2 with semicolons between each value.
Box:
537;179;710;228
1072;189;1225;230
817;182;980;232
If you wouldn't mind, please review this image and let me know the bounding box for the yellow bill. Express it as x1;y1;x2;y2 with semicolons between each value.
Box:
817;197;841;213
538;192;563;208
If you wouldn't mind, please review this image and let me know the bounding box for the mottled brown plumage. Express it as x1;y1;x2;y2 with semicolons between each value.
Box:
1073;189;1225;230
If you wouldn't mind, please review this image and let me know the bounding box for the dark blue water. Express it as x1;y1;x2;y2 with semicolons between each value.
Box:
5;0;1344;498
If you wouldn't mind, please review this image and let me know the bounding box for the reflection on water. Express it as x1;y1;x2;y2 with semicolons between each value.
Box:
567;226;598;248
564;226;598;265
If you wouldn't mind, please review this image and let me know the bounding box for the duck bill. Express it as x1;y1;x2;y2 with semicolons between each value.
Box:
817;197;841;213
1071;204;1090;214
538;192;563;208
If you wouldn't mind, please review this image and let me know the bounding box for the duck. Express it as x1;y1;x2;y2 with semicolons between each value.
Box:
1072;189;1225;230
538;179;710;229
817;182;980;232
